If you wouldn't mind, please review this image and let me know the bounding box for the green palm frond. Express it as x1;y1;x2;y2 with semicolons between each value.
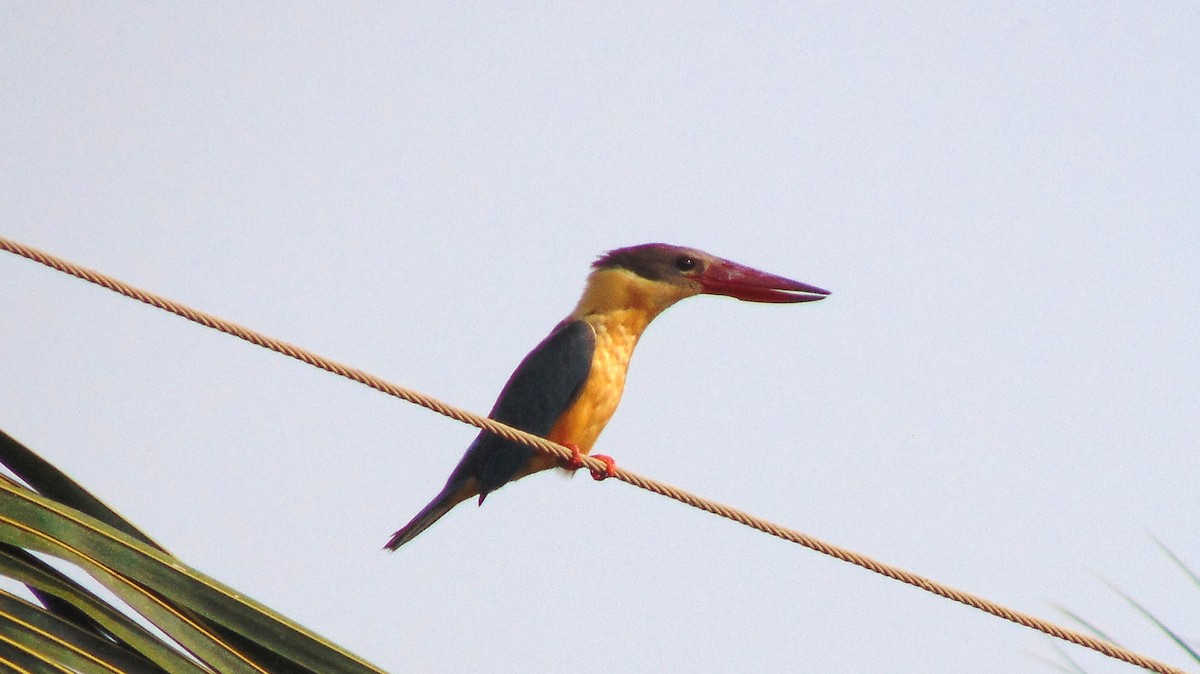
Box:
0;429;385;674
1101;579;1200;665
1052;544;1200;672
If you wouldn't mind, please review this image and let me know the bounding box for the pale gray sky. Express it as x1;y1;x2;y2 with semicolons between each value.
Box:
2;4;1198;672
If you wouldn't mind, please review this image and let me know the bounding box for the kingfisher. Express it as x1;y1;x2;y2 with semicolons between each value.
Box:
385;243;828;550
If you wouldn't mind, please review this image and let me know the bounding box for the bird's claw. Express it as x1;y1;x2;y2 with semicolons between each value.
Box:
559;445;615;480
589;454;616;481
561;444;585;471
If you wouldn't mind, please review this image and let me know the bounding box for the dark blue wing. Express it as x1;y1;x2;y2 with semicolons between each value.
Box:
453;319;596;499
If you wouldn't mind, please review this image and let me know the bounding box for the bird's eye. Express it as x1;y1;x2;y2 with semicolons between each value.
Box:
675;256;697;272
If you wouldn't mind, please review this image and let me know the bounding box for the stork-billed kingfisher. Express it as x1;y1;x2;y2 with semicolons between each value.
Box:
385;243;828;550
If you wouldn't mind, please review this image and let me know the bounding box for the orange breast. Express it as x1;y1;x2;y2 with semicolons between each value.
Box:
546;309;651;455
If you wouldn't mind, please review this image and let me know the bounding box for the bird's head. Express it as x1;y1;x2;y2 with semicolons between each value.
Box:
573;243;829;318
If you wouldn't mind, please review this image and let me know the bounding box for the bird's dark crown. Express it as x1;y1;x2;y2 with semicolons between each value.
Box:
592;243;710;283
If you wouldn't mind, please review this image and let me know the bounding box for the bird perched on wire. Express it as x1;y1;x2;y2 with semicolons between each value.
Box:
385;242;828;550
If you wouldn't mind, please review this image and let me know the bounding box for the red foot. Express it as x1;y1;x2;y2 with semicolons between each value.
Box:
558;445;615;480
560;443;585;471
589;454;616;481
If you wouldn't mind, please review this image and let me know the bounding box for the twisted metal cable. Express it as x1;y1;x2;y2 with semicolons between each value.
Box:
1;235;1186;674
